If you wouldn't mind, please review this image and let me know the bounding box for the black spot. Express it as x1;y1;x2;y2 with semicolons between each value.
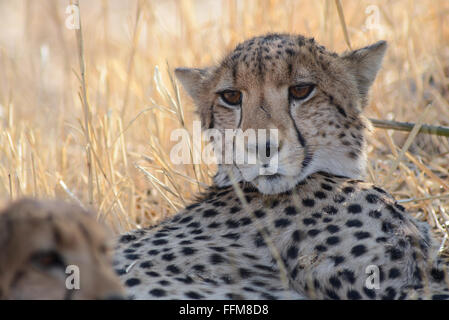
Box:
292;230;304;242
314;191;327;199
387;248;403;261
210;246;226;252
347;204;362;214
354;231;371;240
382;221;395;233
212;201;227;207
179;216;193;224
152;239;168;246
125;278;141;287
323;206;338;215
303;218;316;226
222;233;240;240
331;256;345;266
270;200;280;208
315;245;328;252
333;195;345;203
226;219;240;229
149;288;166;297
321;183;333;191
203;209;219;217
254;210;266;218
327;225;340;233
287;246;298;259
186;222;200;229
302;198;315;207
210;254;225;264
369;210;381;219
347;290;362;300
363;287;376;299
193;264;205;272
381;287;397;300
185;203;200;210
230;206;241;214
125;254;140;260
376;237;387;243
239;268;253;279
326;290;340;300
312;212;322;219
346;219;363;227
139;261;153;269
366;194;379;203
166;265;181;274
329;276;342;289
181;247;196;256
389;268;401;279
239;217;252;226
351;244;366;257
285;206;298;216
386;205;404;220
185;291;204;299
340;270;356;284
120;234;137;243
373;186;387;194
308;229;321;237
275;218;292;228
326;236;340;245
146;271;160;277
343;187;354;194
208;222;221;228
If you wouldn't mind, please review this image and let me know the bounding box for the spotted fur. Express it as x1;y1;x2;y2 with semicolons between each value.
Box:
115;34;449;299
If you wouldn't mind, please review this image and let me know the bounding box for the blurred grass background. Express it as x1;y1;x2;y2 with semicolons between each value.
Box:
0;1;448;252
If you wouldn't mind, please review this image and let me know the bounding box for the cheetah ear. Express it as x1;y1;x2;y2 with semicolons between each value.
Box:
341;41;387;106
175;67;211;103
175;67;213;128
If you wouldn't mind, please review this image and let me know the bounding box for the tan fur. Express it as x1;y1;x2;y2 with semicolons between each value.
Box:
0;199;124;300
175;34;386;194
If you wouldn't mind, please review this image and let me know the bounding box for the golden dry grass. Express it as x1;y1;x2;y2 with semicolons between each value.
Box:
0;0;448;254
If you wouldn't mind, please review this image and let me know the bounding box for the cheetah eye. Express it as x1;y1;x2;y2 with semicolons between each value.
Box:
30;250;66;270
218;90;242;106
289;84;315;100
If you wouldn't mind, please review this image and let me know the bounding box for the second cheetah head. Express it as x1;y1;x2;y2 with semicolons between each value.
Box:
0;199;124;300
176;34;387;194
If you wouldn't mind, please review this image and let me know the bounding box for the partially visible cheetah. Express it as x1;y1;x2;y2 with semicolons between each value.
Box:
0;199;124;300
115;34;449;299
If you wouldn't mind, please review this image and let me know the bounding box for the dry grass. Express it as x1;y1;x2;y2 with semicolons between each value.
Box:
0;0;448;254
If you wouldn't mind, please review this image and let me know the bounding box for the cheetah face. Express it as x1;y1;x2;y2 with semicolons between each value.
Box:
0;199;124;300
176;34;387;194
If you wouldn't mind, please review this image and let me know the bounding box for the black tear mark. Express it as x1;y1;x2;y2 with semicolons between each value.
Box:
328;94;347;118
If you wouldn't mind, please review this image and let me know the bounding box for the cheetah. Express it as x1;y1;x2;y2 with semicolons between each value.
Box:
115;34;449;300
0;198;124;300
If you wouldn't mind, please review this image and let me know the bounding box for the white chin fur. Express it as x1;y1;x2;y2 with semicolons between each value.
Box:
214;150;365;194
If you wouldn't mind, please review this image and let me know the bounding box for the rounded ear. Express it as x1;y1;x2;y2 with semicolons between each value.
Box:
175;67;214;129
341;40;387;106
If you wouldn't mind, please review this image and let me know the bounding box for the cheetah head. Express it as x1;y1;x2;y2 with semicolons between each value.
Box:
176;34;386;194
0;199;124;300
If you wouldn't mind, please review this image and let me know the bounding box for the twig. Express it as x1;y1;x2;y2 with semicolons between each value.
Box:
370;118;449;137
